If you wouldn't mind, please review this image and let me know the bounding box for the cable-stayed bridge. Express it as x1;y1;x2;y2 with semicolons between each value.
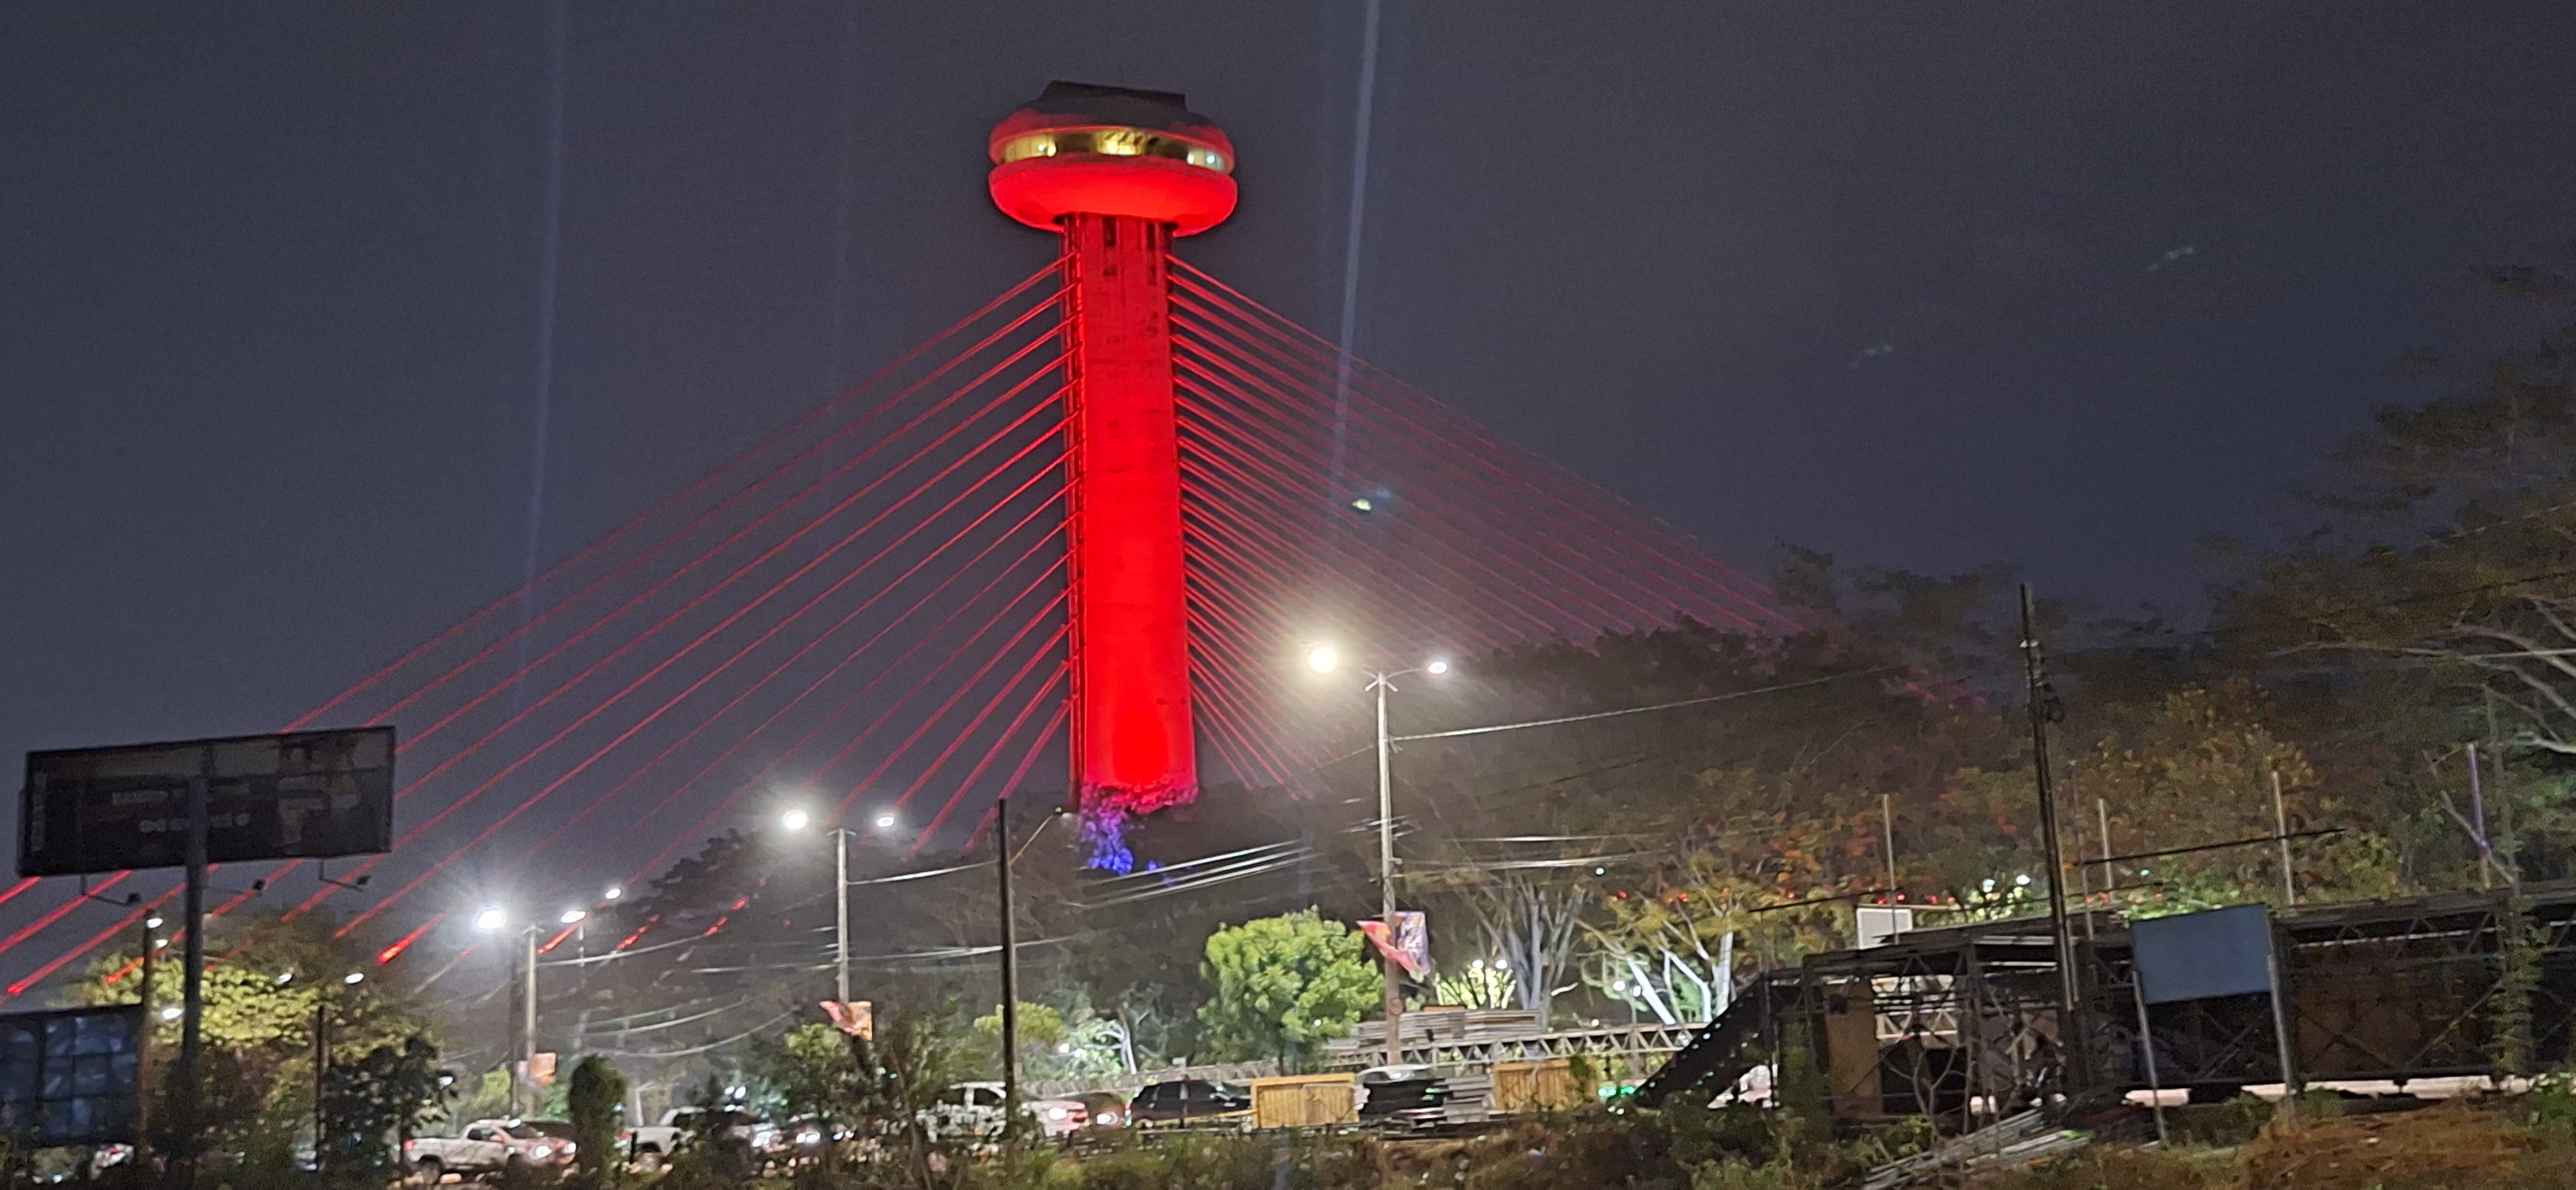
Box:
0;83;1789;999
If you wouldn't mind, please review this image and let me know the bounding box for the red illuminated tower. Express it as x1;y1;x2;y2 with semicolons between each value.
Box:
987;83;1237;819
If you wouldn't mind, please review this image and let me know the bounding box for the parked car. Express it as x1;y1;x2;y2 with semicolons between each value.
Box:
918;1083;1098;1141
1127;1079;1252;1125
1069;1090;1131;1129
1357;1064;1451;1128
1025;1097;1090;1138
622;1106;772;1158
405;1119;574;1181
921;1082;1013;1141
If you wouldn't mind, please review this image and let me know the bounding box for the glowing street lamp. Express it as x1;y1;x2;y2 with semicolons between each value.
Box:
602;886;623;901
558;908;587;925
873;813;898;831
780;814;862;1004
472;907;508;933
1311;646;1452;1066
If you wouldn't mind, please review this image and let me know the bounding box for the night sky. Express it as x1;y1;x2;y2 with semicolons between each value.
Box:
5;3;2573;943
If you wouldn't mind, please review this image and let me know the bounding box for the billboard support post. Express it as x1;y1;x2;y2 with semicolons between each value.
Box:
179;765;207;1189
2267;941;2300;1125
135;917;155;1170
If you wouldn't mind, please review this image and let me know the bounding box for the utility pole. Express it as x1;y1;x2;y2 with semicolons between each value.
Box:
178;758;210;1190
1374;671;1403;1069
1882;793;1899;895
2270;770;2298;906
835;828;851;1005
996;795;1021;1124
512;927;537;1117
136;917;157;1171
314;989;330;1164
2020;584;2088;1093
2466;742;2499;889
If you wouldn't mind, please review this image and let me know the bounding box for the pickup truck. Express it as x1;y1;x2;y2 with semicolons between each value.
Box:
620;1107;773;1159
403;1119;574;1181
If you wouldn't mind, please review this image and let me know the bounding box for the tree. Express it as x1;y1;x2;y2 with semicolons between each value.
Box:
1197;910;1378;1068
2072;684;2400;912
565;1055;629;1185
320;1035;447;1187
2217;251;2576;884
68;910;439;1176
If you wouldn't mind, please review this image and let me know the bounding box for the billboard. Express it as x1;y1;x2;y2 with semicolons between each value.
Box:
20;727;395;878
2132;904;2277;1005
0;1004;145;1147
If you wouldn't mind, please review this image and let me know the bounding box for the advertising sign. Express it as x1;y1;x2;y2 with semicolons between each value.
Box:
0;1004;145;1147
20;728;395;878
2132;904;2277;1005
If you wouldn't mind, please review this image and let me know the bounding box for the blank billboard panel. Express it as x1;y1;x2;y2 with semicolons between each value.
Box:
20;727;394;878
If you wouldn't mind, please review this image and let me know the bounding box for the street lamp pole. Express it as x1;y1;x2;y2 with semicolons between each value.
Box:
835;827;851;1005
518;927;537;1115
1373;671;1401;1069
1311;647;1446;1070
996;795;1021;1125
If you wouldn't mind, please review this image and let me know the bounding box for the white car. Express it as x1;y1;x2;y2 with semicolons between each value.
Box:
621;1107;772;1158
405;1119;573;1181
919;1083;1088;1141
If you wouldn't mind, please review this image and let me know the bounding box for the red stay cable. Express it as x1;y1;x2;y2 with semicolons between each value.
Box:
617;552;1069;887
293;265;1065;733
551;513;1070;893
494;481;1068;900
1170;272;1792;632
289;389;1066;919
333;418;1070;930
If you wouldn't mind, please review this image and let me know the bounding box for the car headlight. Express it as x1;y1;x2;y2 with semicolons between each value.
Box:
528;1147;552;1160
562;1143;576;1155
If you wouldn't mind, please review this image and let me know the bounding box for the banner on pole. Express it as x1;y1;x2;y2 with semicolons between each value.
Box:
821;1000;874;1040
1359;911;1429;978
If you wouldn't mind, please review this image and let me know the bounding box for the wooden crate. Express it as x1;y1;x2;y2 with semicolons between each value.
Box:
1492;1058;1584;1114
1248;1074;1357;1129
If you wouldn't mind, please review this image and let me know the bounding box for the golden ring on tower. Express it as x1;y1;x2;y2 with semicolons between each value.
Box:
993;127;1231;174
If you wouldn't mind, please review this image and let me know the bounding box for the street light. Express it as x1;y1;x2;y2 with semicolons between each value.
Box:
602;886;623;902
781;812;859;1004
473;906;541;1115
1313;646;1451;1066
559;908;587;925
873;813;897;830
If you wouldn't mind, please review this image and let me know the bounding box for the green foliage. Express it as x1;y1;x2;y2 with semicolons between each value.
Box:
968;1003;1069;1079
1196;910;1378;1067
2493;892;2544;1077
566;1055;629;1184
72;911;439;1180
320;1035;447;1186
